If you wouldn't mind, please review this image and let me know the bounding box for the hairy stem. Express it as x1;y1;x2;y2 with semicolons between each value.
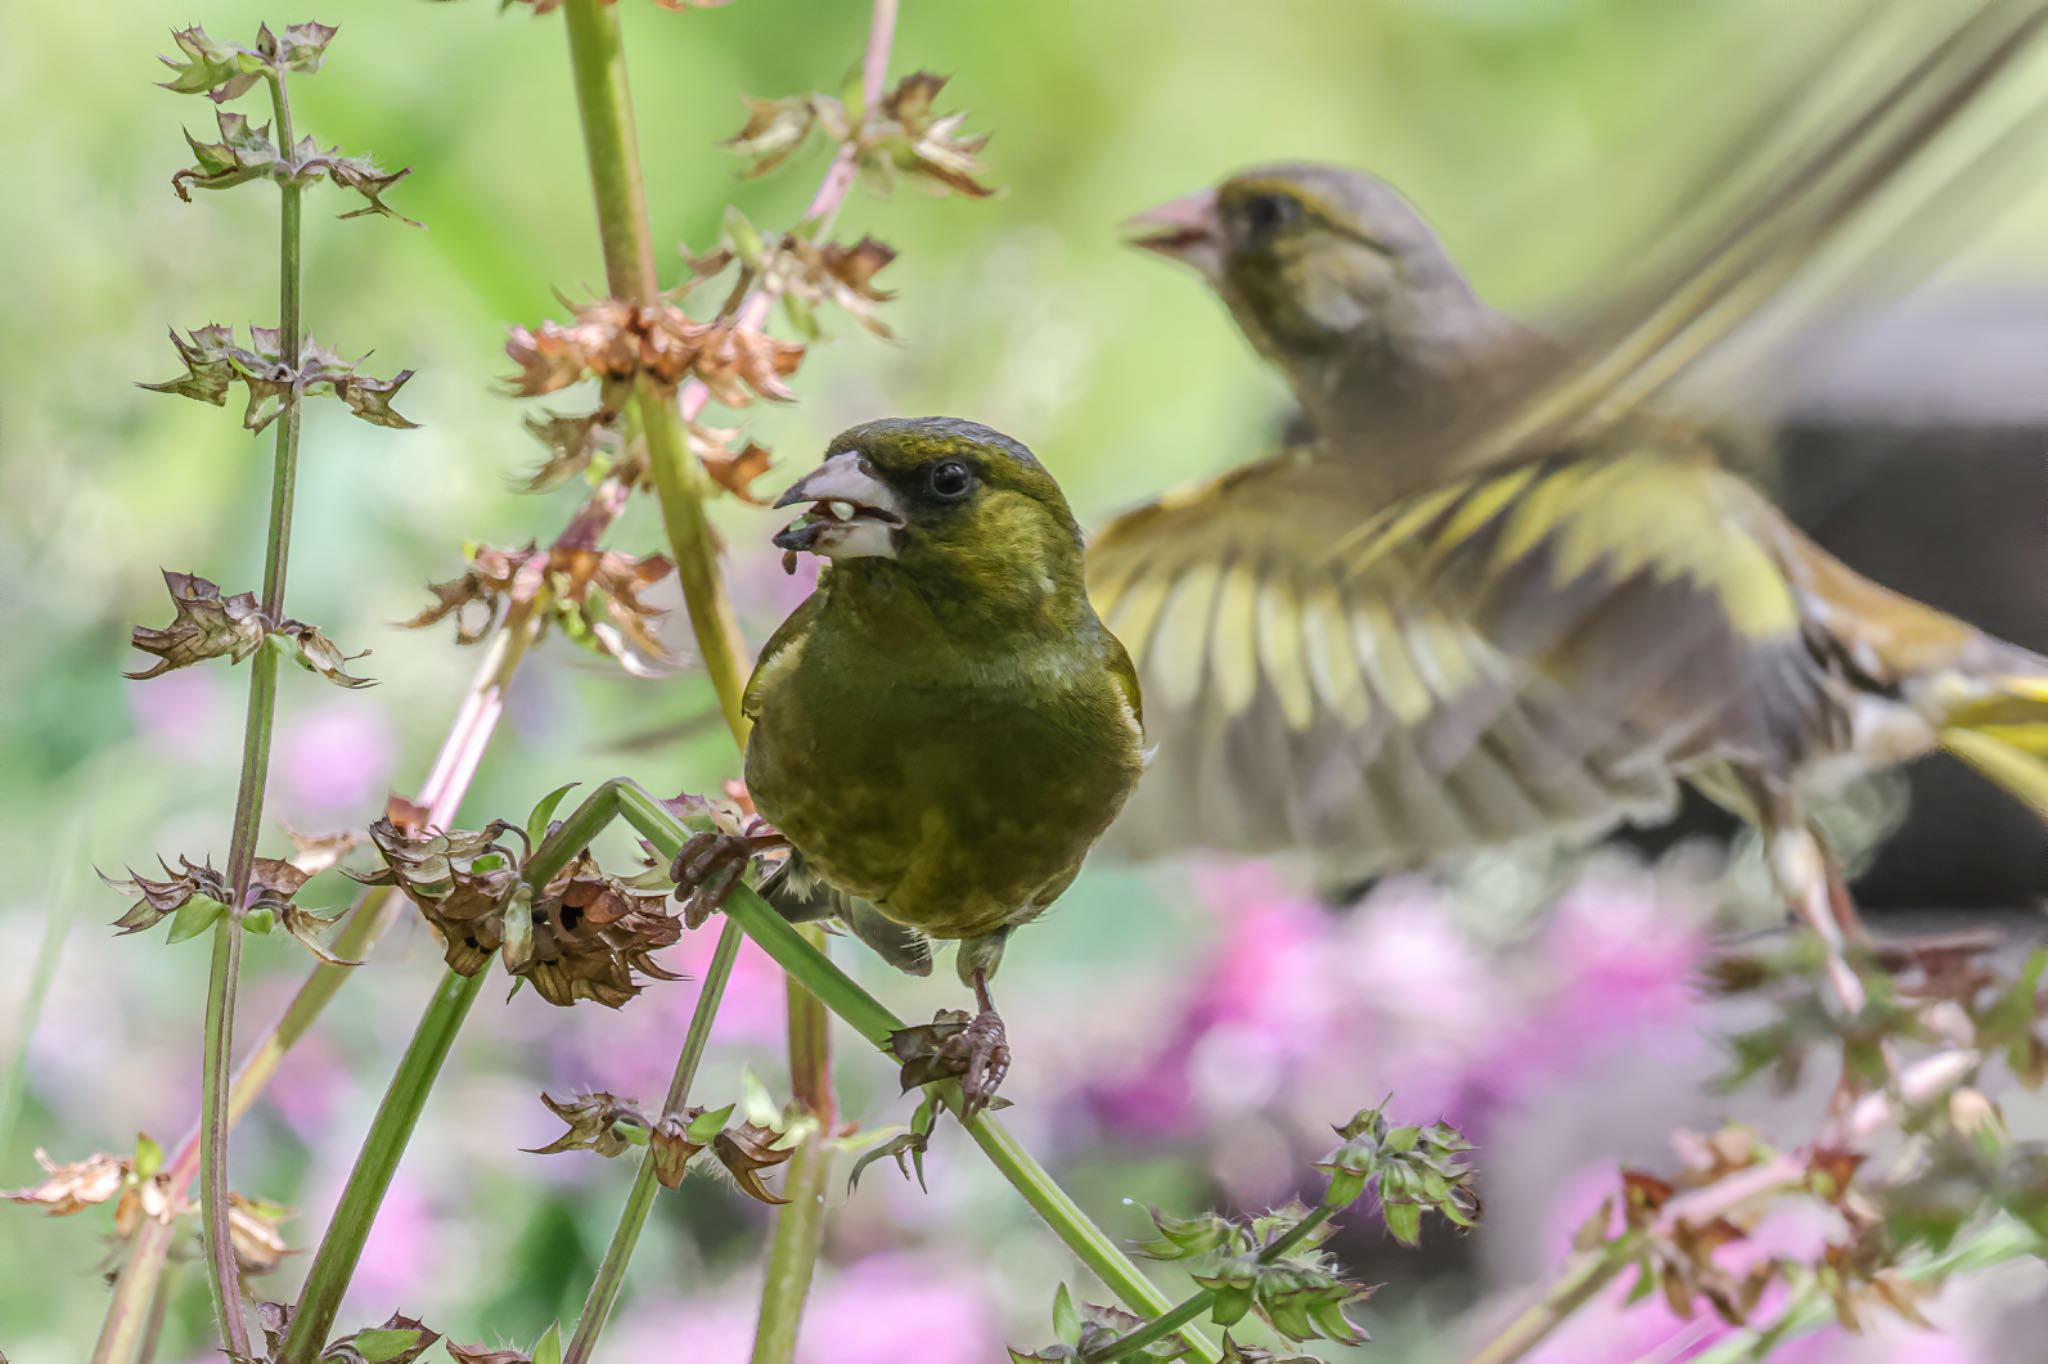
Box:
633;382;754;743
564;919;746;1364
275;965;486;1362
751;923;838;1364
750;1138;835;1364
91;597;549;1364
192;64;308;1358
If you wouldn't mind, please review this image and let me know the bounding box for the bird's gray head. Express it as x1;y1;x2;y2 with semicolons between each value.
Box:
1125;161;1492;386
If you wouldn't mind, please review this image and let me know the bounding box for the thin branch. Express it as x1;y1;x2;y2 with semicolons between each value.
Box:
563;919;745;1364
193;62;311;1359
274;966;487;1363
1460;1048;1983;1364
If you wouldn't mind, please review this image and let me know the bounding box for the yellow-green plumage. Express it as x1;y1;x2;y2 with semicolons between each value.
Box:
743;417;1144;984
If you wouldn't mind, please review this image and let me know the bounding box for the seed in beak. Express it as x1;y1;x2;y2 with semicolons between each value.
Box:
827;500;855;521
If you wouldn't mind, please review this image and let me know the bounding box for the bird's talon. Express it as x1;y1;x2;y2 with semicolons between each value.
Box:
955;1006;1010;1119
885;1004;1010;1116
668;827;786;929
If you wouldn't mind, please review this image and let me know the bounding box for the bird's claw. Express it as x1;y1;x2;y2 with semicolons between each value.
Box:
887;1003;1011;1119
668;826;785;929
954;1006;1010;1117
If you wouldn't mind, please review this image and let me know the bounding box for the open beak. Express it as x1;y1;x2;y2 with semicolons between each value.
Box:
1123;188;1224;277
772;451;907;562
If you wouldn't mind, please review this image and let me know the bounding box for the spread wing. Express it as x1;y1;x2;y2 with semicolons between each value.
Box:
1087;440;1839;875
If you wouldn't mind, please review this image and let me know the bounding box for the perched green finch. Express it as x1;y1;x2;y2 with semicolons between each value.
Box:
1092;146;2048;1003
675;417;1146;1109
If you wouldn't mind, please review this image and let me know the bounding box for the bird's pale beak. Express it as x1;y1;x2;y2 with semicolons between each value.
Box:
772;451;907;562
1123;188;1224;277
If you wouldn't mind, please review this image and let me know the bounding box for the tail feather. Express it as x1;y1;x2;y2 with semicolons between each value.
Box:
1938;664;2048;820
1942;728;2048;820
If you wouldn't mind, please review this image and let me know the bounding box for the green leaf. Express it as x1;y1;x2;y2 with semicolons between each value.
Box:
686;1103;736;1144
1320;1168;1365;1210
723;204;769;270
1383;1201;1422;1248
1051;1283;1081;1347
167;894;228;944
240;907;276;935
530;1322;564;1364
348;1328;428;1363
134;1133;164;1179
1208;1283;1253;1327
524;783;579;852
846;1130;929;1194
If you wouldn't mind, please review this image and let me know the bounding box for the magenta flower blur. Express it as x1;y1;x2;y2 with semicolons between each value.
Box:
274;697;397;817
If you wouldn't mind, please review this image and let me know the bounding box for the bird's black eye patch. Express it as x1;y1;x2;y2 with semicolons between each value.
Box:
928;459;974;500
1239;191;1301;238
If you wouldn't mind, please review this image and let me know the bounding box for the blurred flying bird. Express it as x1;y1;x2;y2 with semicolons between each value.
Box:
1091;1;2048;1001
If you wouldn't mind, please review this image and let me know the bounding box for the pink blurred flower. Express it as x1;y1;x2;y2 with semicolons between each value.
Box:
798;1253;999;1363
529;931;789;1100
274;698;397;818
1084;859;1713;1149
609;1252;998;1363
341;1171;438;1313
1460;872;1711;1118
265;1033;351;1140
127;667;229;760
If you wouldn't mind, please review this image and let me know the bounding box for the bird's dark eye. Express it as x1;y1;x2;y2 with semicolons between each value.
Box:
928;460;974;500
1240;191;1301;237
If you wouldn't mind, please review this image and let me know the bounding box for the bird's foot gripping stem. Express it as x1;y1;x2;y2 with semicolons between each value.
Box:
668;823;789;929
887;971;1011;1119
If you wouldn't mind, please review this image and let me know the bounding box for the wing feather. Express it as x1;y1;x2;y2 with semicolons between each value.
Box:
1085;441;1837;874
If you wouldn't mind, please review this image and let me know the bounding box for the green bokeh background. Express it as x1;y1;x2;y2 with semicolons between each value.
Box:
4;1;2045;1360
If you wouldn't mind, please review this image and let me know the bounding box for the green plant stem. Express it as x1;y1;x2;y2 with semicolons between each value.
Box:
136;1260;176;1364
1094;1206;1336;1364
1461;1233;1645;1364
750;1136;835;1362
193;64;309;1360
561;0;751;744
634;380;754;744
565;782;1219;1362
92;601;546;1364
276;728;609;1362
556;4;864;1358
0;845;75;1161
275;966;485;1362
751;915;837;1364
564;919;745;1364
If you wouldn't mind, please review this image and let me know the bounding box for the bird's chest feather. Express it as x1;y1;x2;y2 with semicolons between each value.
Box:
744;621;1141;939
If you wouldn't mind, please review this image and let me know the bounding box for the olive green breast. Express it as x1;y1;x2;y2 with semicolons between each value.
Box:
743;592;1144;943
